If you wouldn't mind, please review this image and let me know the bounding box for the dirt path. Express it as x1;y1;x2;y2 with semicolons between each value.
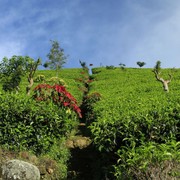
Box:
67;124;102;180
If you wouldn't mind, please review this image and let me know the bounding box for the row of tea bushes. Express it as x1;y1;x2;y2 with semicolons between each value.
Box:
88;67;180;179
0;68;84;179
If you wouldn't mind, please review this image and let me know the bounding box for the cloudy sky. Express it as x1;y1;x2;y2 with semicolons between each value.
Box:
0;0;180;69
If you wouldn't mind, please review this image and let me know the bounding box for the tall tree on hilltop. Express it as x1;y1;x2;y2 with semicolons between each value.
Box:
44;40;67;77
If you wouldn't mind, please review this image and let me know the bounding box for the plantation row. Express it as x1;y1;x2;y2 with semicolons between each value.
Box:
0;68;85;179
20;68;85;104
0;66;180;179
88;67;180;179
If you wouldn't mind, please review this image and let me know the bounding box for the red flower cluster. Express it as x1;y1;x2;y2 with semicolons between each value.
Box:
33;84;82;118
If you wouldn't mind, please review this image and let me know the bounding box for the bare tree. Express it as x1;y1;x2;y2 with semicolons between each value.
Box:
153;61;172;92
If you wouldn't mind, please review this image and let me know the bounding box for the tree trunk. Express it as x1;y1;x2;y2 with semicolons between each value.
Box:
153;70;172;92
26;78;34;95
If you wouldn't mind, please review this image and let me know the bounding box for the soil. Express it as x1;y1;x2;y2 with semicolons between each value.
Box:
67;123;103;180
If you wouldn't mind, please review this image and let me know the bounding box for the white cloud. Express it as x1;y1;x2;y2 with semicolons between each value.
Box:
0;41;24;61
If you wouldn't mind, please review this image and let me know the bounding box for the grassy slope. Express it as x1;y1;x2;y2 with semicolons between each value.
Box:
0;68;84;105
90;67;180;124
0;68;84;179
88;67;180;177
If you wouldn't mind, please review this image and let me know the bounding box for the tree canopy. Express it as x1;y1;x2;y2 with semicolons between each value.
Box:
0;55;38;92
137;61;146;68
44;40;68;77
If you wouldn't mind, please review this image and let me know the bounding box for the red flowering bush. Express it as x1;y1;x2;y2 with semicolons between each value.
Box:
33;84;82;118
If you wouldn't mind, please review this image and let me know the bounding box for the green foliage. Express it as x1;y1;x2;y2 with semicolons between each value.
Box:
0;56;35;92
90;101;180;151
0;68;84;179
137;61;146;67
46;77;67;87
0;65;180;178
81;92;101;125
41;138;71;179
33;84;82;118
91;68;101;74
34;74;46;82
7;68;84;104
114;141;180;179
106;65;116;69
26;58;41;95
0;93;78;154
154;60;161;73
119;63;126;70
88;67;180;178
44;40;67;77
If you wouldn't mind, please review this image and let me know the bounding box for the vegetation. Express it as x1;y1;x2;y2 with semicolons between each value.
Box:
137;61;146;67
88;67;180;179
119;63;126;70
0;62;180;179
153;61;173;92
26;58;41;95
0;67;84;179
0;56;37;92
44;40;68;77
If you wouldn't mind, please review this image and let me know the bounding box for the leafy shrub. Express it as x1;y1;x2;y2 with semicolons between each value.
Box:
0;93;79;154
89;99;180;178
90;103;180;152
46;77;67;87
0;56;37;92
33;84;82;118
106;65;116;70
34;74;46;82
92;68;101;74
80;92;101;125
114;141;180;179
40;138;71;179
119;63;126;70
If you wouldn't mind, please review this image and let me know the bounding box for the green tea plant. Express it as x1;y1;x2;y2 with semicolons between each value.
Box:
0;93;79;154
114;141;180;179
32;68;84;103
88;67;180;178
34;74;46;82
106;65;116;69
80;92;101;125
46;77;67;87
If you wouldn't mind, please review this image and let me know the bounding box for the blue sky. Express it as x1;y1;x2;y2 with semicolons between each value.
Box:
0;0;180;69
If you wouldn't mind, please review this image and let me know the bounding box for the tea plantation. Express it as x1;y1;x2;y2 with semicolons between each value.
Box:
0;68;84;179
88;67;180;179
0;67;180;179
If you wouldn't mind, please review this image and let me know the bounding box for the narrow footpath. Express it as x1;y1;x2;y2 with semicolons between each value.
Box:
67;124;102;180
67;66;103;180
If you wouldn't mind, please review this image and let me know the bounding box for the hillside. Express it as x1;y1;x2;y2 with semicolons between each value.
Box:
87;67;180;179
0;67;180;179
90;67;180;123
0;68;84;104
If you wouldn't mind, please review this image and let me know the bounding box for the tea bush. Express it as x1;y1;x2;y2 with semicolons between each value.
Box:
114;141;180;179
88;67;180;178
0;93;79;154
